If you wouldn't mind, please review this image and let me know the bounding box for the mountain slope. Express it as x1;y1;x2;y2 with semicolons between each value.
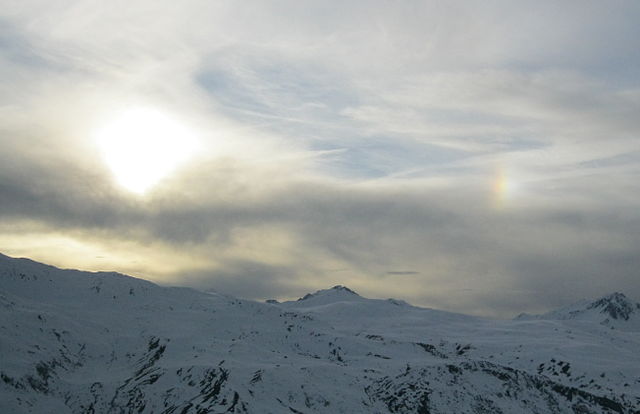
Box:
1;253;639;413
516;292;640;331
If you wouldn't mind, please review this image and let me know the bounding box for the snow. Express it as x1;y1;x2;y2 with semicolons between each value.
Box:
1;252;639;413
516;291;640;331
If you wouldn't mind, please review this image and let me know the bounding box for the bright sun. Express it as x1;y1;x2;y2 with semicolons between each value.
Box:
94;108;198;194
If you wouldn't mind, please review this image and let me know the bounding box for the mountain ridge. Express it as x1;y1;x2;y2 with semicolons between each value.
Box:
1;253;639;413
298;285;360;301
515;291;640;330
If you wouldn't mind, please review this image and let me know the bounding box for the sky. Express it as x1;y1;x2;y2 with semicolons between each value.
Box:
1;0;639;317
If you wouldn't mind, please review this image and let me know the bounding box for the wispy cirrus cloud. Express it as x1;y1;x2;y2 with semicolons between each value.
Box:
1;0;639;317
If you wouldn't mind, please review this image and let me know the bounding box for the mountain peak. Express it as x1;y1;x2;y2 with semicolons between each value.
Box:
297;285;360;302
587;292;638;321
330;285;358;294
519;292;640;327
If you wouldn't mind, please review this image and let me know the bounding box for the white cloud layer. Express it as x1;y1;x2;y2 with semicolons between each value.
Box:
1;0;639;316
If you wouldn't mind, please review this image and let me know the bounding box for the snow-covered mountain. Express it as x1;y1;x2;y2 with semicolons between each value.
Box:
1;253;639;413
516;292;640;330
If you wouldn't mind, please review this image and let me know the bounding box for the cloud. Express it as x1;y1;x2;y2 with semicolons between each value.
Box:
0;0;639;317
3;155;639;317
178;260;302;301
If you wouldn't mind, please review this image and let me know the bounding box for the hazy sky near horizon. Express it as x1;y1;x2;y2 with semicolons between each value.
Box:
1;0;640;317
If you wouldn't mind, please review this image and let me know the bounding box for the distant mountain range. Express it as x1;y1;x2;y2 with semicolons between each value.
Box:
516;291;640;328
1;253;639;413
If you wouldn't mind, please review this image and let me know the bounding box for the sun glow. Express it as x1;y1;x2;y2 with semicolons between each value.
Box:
493;167;520;208
94;108;198;194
